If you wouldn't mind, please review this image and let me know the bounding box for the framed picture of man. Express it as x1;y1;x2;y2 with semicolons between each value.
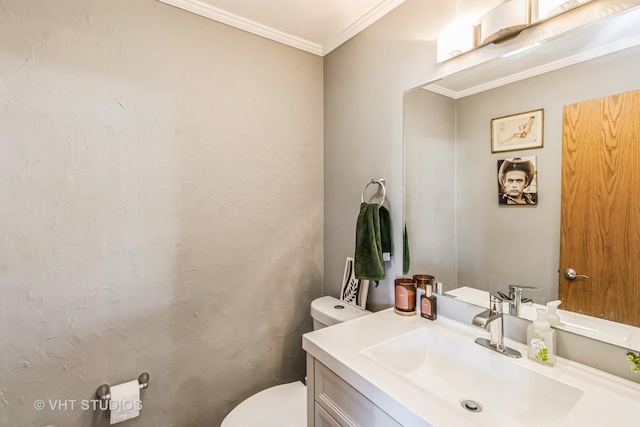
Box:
497;156;538;205
491;109;544;153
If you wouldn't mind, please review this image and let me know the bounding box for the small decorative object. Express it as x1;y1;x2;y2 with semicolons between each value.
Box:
491;109;544;153
340;257;369;310
413;274;435;317
626;350;640;374
394;277;417;316
497;156;538;205
420;284;438;321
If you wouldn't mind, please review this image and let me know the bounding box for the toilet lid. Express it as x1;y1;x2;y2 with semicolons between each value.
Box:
221;381;306;427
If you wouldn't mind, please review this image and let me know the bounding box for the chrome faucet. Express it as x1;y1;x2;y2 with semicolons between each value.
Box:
498;285;539;316
472;292;522;358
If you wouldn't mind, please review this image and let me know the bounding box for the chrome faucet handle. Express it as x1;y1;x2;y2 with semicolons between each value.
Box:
507;286;540;305
490;291;505;301
489;292;505;314
508;285;540;293
497;291;512;301
504;286;540;316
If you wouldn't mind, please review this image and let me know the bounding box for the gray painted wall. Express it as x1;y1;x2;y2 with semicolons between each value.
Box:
403;88;456;287
0;1;323;426
324;0;504;310
456;45;640;303
324;0;450;310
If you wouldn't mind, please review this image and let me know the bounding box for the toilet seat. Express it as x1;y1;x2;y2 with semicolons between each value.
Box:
221;381;306;427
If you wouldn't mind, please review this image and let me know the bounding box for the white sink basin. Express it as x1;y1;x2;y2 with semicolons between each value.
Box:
362;327;584;427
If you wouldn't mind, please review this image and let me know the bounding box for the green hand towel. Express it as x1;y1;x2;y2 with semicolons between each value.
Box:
403;224;410;275
354;202;385;280
379;206;393;257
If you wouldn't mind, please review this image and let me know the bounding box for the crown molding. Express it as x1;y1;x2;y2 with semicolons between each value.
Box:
422;83;459;99
322;0;406;55
158;0;323;55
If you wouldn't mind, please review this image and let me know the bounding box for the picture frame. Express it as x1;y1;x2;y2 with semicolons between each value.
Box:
497;155;538;205
339;257;369;310
491;109;544;153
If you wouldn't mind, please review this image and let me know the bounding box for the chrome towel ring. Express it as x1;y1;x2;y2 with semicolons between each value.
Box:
361;178;386;207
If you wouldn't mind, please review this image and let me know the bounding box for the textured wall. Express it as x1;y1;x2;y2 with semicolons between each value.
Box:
0;1;323;426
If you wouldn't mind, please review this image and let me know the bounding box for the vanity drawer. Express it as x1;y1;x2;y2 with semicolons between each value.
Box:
314;360;402;427
315;403;342;427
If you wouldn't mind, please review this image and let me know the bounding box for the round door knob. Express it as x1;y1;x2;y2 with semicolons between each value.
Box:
563;268;589;280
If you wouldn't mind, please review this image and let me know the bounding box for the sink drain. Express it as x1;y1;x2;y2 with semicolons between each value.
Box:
460;399;482;413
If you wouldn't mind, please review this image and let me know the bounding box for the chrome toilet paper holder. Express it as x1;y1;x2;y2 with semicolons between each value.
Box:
96;372;150;401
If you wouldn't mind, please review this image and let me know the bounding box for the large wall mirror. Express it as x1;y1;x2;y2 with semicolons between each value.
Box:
403;22;640;346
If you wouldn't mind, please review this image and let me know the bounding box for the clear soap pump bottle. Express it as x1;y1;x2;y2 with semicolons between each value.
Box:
527;308;556;366
546;300;561;326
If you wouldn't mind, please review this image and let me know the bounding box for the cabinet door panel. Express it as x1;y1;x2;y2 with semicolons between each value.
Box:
315;403;343;427
314;361;402;427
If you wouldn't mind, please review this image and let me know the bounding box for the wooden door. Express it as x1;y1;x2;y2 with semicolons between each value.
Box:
560;88;640;327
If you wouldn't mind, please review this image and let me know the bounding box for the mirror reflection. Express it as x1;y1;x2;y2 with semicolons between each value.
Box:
403;44;640;332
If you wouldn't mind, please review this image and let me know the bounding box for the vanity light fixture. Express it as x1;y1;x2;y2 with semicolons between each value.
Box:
437;0;530;62
532;0;595;23
435;0;597;63
436;19;476;62
480;0;530;45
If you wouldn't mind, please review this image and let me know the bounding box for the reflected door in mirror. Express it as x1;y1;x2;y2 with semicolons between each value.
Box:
560;88;640;327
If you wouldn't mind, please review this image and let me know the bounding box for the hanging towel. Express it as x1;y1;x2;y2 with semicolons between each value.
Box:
403;224;410;275
379;206;393;261
354;202;385;280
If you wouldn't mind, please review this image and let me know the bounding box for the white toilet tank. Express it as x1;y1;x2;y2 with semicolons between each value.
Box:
311;296;371;330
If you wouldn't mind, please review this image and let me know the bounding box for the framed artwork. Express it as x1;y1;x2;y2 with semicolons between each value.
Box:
339;257;369;310
497;156;538;205
491;109;544;153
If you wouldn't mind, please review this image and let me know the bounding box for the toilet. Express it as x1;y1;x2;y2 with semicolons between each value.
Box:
221;296;371;426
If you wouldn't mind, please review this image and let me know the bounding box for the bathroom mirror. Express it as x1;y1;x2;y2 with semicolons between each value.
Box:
403;7;640;345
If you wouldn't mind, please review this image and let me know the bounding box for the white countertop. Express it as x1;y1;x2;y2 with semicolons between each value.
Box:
303;308;640;427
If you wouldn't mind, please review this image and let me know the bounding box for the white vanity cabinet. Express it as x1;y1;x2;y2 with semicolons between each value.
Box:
302;309;640;427
306;354;402;427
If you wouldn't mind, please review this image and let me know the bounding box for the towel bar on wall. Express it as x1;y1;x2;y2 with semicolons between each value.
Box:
95;372;150;402
361;178;386;207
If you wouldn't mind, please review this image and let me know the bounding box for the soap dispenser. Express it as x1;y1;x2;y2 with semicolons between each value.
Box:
527;308;556;366
546;300;561;326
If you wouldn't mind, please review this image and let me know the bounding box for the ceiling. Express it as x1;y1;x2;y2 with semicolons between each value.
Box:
157;0;406;56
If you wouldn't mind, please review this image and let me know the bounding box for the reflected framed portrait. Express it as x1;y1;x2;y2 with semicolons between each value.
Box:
491;109;544;153
498;156;538;205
